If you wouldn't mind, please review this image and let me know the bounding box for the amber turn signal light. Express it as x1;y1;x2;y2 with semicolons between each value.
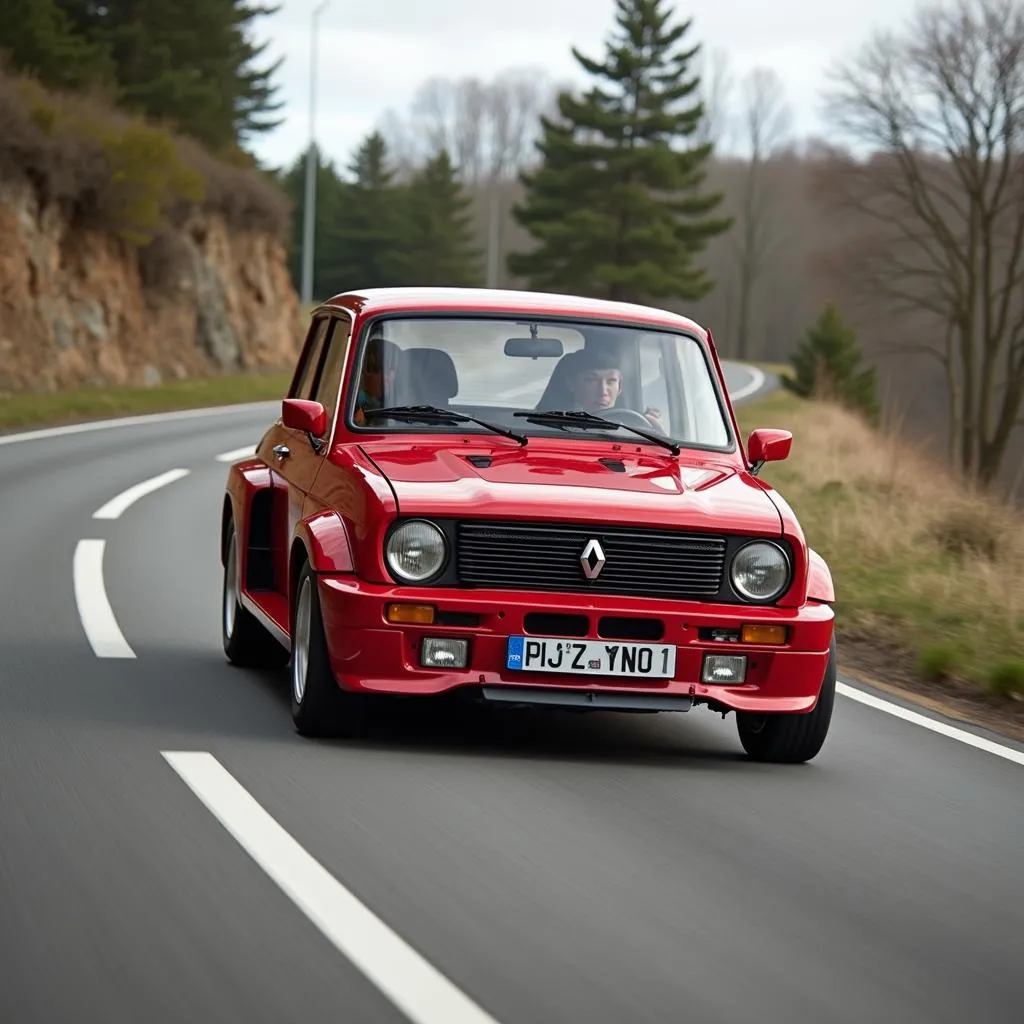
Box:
740;624;787;645
386;603;435;625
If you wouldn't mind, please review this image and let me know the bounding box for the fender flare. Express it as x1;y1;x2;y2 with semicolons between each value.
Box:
806;547;835;604
289;510;355;625
295;509;355;575
222;459;274;565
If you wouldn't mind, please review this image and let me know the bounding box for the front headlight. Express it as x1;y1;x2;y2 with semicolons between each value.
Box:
385;520;447;582
730;541;790;602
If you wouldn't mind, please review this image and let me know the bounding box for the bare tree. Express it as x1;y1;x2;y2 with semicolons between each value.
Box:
375;69;561;287
730;67;793;359
378;68;559;185
820;0;1024;486
693;46;734;151
374;108;420;180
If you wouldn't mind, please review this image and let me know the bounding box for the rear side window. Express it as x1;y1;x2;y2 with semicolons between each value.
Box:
290;317;330;400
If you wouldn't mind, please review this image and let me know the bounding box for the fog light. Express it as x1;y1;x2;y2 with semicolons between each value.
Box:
421;637;468;669
740;624;787;644
387;603;435;624
702;654;747;684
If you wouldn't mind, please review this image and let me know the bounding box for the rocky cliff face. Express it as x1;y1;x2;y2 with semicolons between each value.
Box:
0;174;301;393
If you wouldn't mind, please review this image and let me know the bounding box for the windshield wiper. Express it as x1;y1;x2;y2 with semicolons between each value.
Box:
364;404;528;446
513;409;680;455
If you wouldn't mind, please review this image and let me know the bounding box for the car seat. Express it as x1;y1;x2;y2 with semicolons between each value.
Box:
535;350;586;409
399;347;459;407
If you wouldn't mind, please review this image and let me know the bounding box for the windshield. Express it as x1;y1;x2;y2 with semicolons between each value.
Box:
346;315;733;450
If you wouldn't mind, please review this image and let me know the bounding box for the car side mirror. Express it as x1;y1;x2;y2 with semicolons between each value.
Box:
747;428;792;476
282;398;328;448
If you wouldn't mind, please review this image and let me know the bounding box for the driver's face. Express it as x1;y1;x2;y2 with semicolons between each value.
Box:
571;367;621;410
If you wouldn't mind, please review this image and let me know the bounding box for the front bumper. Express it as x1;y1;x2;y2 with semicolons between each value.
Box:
317;577;835;713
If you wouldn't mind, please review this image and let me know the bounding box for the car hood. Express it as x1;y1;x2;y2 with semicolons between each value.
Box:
356;440;782;535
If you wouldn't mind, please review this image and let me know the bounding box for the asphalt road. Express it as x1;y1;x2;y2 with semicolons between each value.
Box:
2;360;1023;1024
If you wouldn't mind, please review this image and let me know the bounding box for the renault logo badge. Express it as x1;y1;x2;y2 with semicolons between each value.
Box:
580;538;606;580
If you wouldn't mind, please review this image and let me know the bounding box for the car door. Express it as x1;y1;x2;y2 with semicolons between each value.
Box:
256;314;330;580
296;310;353;523
257;312;352;547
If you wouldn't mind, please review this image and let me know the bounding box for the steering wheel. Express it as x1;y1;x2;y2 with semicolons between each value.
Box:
600;407;658;429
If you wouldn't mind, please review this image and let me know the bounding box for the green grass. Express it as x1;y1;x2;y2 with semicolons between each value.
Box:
735;390;1024;697
0;369;293;432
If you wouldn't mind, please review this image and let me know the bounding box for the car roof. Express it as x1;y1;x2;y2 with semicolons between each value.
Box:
318;287;709;339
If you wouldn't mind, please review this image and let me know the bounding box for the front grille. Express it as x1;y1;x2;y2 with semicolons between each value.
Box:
456;521;727;600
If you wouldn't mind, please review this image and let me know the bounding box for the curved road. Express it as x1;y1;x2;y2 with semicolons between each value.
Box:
1;362;1022;1024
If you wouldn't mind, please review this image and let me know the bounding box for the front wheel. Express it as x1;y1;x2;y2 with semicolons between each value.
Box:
290;561;369;738
736;636;837;763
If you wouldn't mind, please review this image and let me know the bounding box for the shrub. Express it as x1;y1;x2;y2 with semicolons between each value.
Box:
930;503;1003;562
917;642;960;682
989;660;1024;698
82;117;206;244
0;66;291;245
783;304;880;424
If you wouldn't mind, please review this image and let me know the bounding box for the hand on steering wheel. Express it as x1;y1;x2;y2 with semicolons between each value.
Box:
600;406;666;434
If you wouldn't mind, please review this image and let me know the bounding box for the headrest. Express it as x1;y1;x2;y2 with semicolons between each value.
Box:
403;347;458;399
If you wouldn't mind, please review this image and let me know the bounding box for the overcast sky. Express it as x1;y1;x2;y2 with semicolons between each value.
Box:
247;0;921;172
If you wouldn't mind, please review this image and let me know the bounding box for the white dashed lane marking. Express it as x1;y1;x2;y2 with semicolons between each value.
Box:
92;468;190;520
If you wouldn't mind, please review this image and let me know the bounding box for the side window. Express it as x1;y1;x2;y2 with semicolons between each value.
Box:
310;316;352;429
289;317;330;400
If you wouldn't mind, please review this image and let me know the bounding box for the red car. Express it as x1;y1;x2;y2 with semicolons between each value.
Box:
221;287;837;762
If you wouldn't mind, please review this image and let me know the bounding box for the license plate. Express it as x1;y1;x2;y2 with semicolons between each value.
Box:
506;636;676;678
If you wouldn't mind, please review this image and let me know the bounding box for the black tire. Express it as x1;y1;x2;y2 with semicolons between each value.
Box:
736;635;837;763
290;560;370;738
222;527;290;669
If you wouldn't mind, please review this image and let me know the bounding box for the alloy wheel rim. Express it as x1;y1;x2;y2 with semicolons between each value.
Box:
224;535;238;638
292;578;311;705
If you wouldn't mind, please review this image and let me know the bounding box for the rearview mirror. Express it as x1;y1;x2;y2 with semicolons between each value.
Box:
747;428;792;474
282;398;327;437
504;336;564;358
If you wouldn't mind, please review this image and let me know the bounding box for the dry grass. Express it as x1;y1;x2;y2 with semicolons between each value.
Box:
736;390;1024;698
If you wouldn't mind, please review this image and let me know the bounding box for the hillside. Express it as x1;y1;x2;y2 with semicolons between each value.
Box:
0;68;302;394
736;387;1024;739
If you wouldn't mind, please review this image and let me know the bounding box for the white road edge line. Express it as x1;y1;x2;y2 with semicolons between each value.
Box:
837;682;1024;767
92;468;190;520
73;539;135;659
728;365;766;403
161;751;502;1024
0;400;276;448
214;445;257;463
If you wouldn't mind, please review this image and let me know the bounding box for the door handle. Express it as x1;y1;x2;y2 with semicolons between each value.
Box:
272;444;291;460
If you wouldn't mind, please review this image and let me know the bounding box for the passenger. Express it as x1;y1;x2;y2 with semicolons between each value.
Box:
354;332;400;425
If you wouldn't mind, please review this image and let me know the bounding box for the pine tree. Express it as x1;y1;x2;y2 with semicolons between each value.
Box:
783;304;880;423
0;0;113;92
508;0;730;303
395;150;482;287
326;132;408;291
51;0;283;152
278;147;349;300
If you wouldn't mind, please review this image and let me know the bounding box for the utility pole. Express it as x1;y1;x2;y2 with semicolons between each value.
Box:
300;0;330;307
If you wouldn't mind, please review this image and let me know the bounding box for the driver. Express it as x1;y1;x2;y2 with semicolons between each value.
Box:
564;347;666;432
